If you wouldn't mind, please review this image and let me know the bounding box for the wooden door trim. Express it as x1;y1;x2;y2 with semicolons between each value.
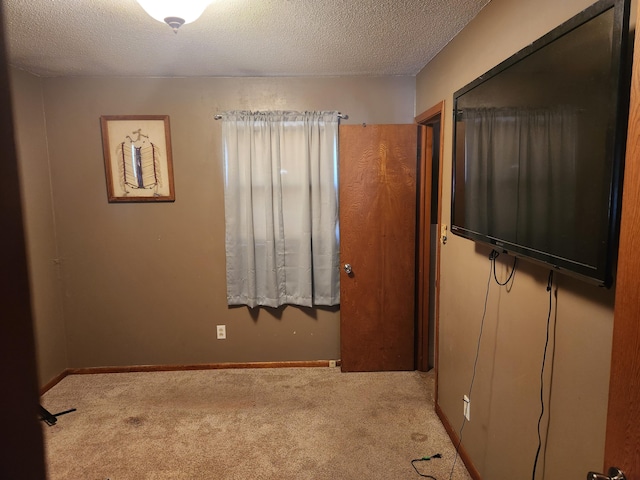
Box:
416;102;445;124
415;100;445;390
415;124;431;372
603;0;640;474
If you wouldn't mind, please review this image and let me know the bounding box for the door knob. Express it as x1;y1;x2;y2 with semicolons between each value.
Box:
343;263;353;275
587;467;626;480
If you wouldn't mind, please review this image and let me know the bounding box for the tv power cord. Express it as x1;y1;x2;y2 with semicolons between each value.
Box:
411;453;442;478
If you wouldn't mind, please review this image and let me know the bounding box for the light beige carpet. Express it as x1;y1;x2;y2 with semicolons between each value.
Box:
41;368;472;480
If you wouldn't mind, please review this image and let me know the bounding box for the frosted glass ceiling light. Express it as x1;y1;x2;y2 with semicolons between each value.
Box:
136;0;213;32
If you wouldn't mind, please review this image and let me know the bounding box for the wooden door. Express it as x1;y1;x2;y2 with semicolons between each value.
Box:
602;2;640;475
339;124;418;372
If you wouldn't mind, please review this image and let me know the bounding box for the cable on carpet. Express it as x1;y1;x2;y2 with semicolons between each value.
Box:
411;453;442;478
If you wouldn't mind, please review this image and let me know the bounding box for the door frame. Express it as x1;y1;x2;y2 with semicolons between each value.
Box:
415;101;446;385
602;0;640;473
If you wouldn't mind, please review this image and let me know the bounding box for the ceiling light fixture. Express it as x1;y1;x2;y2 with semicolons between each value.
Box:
136;0;213;33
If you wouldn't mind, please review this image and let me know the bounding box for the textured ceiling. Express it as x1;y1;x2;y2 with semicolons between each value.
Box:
4;0;490;77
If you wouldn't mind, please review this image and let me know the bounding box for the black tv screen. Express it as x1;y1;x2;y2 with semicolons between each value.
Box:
451;0;630;287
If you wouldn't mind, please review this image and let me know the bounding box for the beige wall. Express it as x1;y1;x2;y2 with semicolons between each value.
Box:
12;2;623;475
416;0;630;478
11;67;68;386
36;76;414;371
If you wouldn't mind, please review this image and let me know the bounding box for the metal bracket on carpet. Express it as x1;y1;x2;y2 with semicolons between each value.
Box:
39;404;76;426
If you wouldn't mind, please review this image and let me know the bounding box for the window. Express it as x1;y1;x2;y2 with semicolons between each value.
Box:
221;111;340;308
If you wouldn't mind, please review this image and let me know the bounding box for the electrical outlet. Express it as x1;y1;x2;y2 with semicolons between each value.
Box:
463;395;470;421
329;360;337;368
216;325;226;340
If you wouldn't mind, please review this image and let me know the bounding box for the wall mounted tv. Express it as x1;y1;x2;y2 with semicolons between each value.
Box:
451;0;631;287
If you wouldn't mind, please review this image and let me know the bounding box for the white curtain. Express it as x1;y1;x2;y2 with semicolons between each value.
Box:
222;111;340;308
463;106;578;255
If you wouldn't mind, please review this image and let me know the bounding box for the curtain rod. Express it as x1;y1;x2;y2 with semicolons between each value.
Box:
213;112;348;120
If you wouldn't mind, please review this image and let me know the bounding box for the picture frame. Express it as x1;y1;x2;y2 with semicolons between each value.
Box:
100;115;175;202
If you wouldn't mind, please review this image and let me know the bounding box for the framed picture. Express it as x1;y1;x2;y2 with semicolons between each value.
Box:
100;115;175;202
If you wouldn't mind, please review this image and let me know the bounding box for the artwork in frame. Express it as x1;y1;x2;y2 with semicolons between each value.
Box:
100;115;175;202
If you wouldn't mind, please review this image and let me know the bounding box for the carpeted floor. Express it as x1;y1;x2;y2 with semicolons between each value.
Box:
41;367;472;480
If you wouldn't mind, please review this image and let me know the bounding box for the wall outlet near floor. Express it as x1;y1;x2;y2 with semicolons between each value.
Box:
216;325;226;340
329;360;337;368
463;395;470;421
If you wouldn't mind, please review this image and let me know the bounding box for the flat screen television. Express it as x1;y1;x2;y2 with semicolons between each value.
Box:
451;0;631;287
